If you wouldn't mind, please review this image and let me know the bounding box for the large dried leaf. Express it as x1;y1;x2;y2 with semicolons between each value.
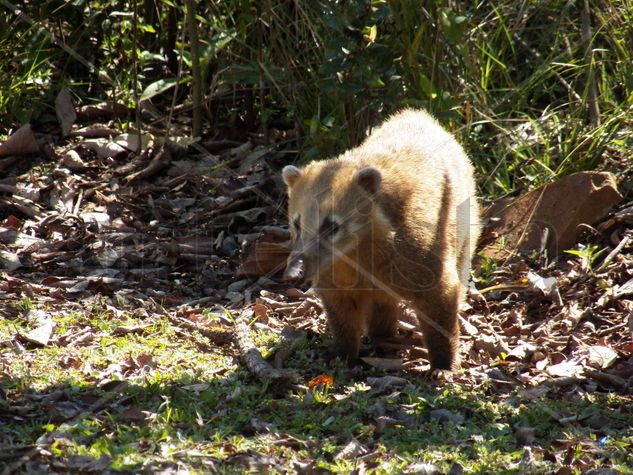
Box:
113;133;153;153
546;357;583;378
360;357;403;371
55;87;77;137
0;124;39;157
585;345;618;369
82;138;127;158
236;227;291;278
68;124;119;139
20;312;56;346
482;172;622;258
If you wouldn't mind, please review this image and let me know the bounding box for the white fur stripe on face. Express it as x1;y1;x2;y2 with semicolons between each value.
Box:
291;213;301;233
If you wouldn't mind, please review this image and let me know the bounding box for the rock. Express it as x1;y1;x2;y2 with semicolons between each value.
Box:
481;172;622;258
514;426;537;446
0;250;22;271
224;291;243;303
429;408;465;425
403;462;441;474
227;279;249;293
220;236;239;257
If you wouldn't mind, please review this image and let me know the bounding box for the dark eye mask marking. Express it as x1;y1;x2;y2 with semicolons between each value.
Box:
320;216;340;237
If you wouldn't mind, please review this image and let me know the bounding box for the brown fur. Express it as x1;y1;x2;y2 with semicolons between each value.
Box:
282;109;481;370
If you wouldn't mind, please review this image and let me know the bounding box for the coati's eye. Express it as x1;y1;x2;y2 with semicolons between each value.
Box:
320;216;340;237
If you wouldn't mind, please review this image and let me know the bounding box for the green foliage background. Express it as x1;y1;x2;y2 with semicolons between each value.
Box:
1;0;631;196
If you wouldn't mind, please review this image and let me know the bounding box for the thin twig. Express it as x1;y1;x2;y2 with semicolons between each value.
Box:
596;233;631;272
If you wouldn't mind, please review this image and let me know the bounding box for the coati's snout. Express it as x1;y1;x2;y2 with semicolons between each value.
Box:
281;163;383;286
283;239;318;284
283;252;305;283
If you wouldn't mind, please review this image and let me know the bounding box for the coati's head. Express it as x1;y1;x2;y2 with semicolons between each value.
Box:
281;160;386;284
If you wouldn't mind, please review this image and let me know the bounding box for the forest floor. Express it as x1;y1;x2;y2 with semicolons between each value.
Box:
1;111;633;474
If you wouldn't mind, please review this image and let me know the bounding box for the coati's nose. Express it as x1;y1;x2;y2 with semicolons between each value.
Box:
283;254;305;283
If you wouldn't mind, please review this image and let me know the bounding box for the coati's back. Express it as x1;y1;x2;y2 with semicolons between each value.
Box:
282;109;481;370
354;109;480;285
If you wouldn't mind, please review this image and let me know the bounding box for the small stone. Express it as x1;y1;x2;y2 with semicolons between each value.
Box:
227;279;249;293
514;426;536;446
429;408;464;425
403;462;441;474
220;236;239;257
224;291;243;303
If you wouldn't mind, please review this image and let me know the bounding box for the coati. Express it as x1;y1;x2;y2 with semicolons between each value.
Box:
282;109;481;370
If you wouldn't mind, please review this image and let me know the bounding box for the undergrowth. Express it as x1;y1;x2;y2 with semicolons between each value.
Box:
1;1;632;194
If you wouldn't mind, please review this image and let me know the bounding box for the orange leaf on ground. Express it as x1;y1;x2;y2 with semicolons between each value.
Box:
307;374;334;389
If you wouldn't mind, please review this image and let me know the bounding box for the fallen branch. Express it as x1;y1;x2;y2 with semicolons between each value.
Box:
596;232;631;272
126;146;172;182
584;369;627;390
164;313;233;346
0;444;40;461
233;308;297;384
165;307;297;384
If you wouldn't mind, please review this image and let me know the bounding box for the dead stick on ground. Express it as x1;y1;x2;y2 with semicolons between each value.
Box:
596;233;631;272
165;312;233;345
126;146;172;182
233;308;297;384
162;307;296;384
584;369;627;390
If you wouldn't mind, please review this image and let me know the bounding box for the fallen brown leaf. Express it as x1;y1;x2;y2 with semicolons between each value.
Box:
0;124;39;158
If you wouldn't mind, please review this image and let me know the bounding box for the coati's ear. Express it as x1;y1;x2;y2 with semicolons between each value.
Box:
282;165;302;188
356;167;382;194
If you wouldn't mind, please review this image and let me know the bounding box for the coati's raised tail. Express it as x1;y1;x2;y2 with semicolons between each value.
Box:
282;109;481;371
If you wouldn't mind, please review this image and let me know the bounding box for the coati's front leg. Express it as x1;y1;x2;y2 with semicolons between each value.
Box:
318;289;370;361
413;283;461;371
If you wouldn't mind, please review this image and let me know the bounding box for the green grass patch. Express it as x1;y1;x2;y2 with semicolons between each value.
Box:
2;303;633;472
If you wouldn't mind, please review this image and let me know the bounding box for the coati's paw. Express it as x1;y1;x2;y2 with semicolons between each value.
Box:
422;368;453;383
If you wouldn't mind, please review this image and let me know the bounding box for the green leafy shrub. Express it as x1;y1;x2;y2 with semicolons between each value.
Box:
1;0;631;197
